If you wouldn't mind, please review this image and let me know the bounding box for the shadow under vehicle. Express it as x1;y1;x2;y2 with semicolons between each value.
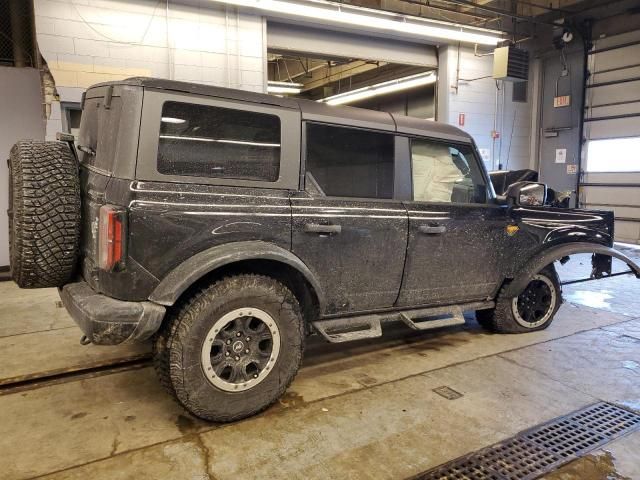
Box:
7;78;640;421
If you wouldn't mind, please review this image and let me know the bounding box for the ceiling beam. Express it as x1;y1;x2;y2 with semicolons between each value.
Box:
435;0;558;25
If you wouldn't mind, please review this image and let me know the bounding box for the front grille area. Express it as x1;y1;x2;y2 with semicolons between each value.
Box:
416;402;640;480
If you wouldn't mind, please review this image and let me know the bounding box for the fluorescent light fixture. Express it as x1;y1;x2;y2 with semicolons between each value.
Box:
207;0;502;45
160;135;280;148
320;71;437;105
161;117;186;124
267;81;303;94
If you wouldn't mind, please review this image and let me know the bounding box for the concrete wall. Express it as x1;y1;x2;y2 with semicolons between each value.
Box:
438;45;533;172
34;0;266;139
0;67;46;267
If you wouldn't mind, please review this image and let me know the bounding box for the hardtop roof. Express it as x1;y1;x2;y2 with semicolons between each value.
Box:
90;77;473;143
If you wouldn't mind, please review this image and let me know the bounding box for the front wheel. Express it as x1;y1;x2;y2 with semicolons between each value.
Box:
476;265;562;334
153;274;304;422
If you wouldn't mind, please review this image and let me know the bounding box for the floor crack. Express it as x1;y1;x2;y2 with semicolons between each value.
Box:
190;434;216;480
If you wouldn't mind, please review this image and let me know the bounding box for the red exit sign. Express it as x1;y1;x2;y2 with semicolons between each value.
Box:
554;95;571;108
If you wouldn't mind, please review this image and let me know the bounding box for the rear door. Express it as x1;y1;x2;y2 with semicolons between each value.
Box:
291;123;408;315
397;137;507;307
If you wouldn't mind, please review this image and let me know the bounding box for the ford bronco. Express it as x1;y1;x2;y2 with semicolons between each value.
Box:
8;78;640;422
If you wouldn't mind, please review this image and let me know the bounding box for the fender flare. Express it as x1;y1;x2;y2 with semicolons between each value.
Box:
504;242;640;298
149;241;325;309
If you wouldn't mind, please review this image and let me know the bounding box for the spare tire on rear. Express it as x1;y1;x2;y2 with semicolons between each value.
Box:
8;140;81;288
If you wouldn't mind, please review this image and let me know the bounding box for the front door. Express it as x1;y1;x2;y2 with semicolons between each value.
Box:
291;123;408;315
397;137;507;307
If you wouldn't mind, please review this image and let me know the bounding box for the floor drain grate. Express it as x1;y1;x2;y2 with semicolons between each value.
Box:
522;419;606;457
415;402;640;480
568;402;640;437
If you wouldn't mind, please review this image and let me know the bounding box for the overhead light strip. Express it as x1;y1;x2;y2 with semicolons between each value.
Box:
267;80;303;94
207;0;503;45
320;71;437;105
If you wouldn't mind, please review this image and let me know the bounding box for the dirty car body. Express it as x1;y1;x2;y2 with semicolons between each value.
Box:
30;77;640;420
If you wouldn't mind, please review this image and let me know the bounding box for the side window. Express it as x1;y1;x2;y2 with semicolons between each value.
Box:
306;123;394;199
157;101;281;181
411;138;487;204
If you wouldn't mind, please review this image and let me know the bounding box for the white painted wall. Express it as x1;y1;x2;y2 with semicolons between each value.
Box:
32;2;535;166
439;45;533;172
0;67;46;267
34;0;266;139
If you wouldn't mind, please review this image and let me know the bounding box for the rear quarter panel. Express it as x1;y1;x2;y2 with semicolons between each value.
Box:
127;182;292;281
119;86;301;298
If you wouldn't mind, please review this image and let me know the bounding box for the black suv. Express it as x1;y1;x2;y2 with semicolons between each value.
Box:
8;78;640;422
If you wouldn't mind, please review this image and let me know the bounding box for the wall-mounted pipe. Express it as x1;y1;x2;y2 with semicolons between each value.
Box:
8;0;36;67
575;20;593;208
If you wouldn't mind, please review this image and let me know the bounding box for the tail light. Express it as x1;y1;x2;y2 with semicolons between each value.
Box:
98;205;126;271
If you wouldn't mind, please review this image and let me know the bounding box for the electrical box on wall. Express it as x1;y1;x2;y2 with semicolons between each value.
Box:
493;46;529;82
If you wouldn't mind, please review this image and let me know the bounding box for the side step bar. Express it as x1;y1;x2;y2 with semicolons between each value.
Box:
399;306;465;331
312;301;493;343
311;316;383;343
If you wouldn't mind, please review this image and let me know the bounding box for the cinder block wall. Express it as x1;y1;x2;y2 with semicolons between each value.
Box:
33;0;266;139
440;45;533;172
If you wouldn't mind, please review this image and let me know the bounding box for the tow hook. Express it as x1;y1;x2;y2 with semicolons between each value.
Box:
80;335;92;346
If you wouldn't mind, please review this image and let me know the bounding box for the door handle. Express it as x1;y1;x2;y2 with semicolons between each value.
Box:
304;223;342;235
419;225;447;235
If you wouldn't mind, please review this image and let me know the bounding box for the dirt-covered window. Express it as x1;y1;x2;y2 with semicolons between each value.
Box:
305;123;394;199
411;139;487;204
157;101;281;181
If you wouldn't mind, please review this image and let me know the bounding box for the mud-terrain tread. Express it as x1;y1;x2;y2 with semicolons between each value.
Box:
153;274;304;422
9;141;80;288
476;265;561;334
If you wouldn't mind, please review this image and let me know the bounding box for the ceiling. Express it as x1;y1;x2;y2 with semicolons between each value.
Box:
267;52;433;100
267;0;640;99
339;0;640;43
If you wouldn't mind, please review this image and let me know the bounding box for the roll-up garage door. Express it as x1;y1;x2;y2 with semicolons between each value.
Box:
267;22;438;68
581;30;640;244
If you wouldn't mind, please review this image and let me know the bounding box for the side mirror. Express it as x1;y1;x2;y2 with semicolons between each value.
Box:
503;181;547;207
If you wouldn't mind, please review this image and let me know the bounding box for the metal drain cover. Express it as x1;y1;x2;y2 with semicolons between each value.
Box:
416;402;640;480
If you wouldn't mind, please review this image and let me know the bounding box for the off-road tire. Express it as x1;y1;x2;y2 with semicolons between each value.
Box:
475;265;562;334
8;141;81;288
153;274;304;422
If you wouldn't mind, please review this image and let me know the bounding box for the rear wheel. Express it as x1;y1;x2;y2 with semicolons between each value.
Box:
153;274;304;422
476;265;562;333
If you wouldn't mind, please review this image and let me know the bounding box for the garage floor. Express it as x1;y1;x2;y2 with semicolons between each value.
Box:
1;249;639;480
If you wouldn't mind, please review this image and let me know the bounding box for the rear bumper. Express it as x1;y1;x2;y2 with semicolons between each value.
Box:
59;281;165;345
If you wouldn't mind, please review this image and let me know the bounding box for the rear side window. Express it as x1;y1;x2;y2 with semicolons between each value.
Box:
411;139;487;204
305;123;394;199
157;101;281;181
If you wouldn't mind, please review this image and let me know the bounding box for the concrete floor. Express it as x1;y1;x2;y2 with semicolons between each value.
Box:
0;249;638;480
